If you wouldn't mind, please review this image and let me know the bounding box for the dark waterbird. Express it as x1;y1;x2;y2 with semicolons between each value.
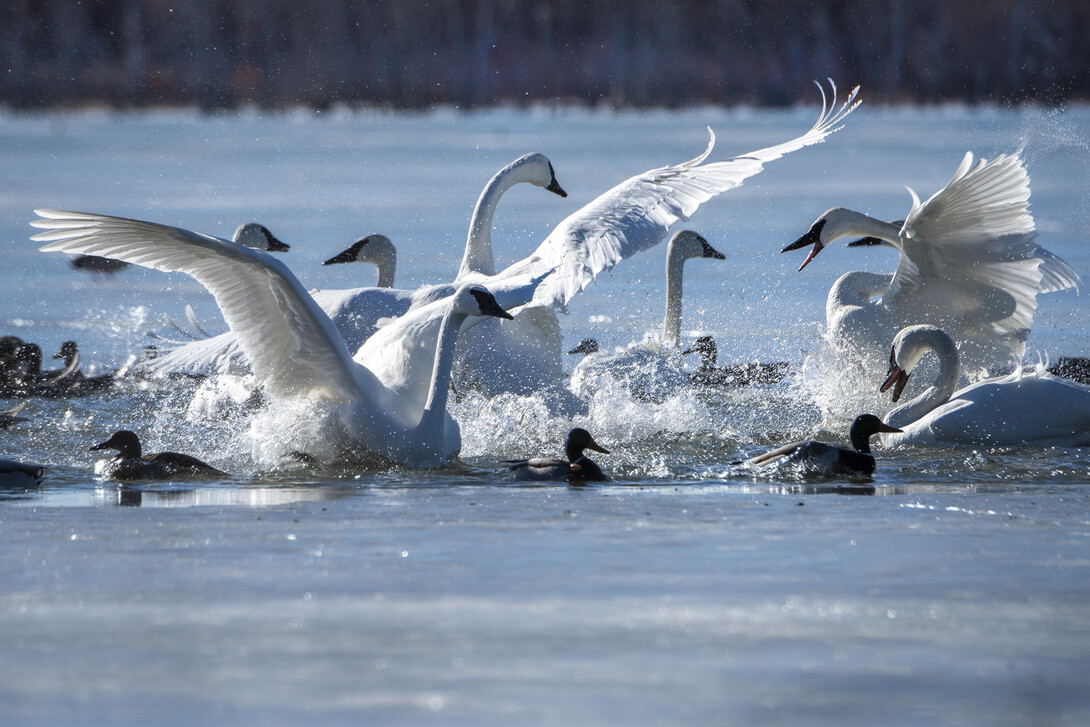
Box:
507;428;611;482
743;414;901;477
90;430;227;481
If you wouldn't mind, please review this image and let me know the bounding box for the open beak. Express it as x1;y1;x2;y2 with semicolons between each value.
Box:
880;365;910;402
781;220;826;272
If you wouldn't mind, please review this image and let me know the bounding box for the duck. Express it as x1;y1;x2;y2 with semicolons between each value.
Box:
34;210;517;466
0;402;28;429
744;414;902;477
782;151;1078;380
70;254;129;276
566;230;726;403
144;153;565;378
90;430;227;481
0;458;43;487
3;343;82;398
681;335;789;387
879;325;1090;447
52;341;115;395
506;427;611;482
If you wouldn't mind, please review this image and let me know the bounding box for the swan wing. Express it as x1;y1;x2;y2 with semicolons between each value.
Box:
32;210;369;401
888;153;1078;359
514;82;860;309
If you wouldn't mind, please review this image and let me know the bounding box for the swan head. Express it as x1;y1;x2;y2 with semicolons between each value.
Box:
669;230;725;262
567;338;599;355
880;325;956;402
233;223;290;252
454;285;514;320
565;427;609;461
510;153;567;198
783;208;874;270
848;414;902;451
323;234;396;266
90;430;143;460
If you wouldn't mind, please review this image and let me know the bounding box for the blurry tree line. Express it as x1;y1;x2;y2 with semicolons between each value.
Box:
2;0;1088;109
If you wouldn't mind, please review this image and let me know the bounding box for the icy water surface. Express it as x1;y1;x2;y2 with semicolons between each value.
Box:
2;104;1090;725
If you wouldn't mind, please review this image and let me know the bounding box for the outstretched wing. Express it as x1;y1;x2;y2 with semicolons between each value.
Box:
511;81;861;309
888;152;1078;354
32;210;371;402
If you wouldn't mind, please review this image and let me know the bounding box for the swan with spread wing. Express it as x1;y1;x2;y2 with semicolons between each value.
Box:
359;81;861;416
32;211;517;466
784;151;1079;379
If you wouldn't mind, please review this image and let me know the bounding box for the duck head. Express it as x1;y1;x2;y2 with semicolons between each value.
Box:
564;427;609;461
91;430;143;460
848;414;902;451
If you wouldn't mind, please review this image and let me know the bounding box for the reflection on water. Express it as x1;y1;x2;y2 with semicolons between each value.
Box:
5;483;356;508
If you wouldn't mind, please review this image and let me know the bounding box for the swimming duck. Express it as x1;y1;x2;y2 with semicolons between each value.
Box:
52;341;115;395
5;343;82;398
506;428;611;482
90;430;227;481
744;414;901;477
0;458;43;488
681;336;789;387
0;402;29;429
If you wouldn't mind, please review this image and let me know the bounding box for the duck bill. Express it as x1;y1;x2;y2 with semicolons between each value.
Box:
586;438;610;455
877;422;903;434
89;440;111;452
880;366;910;403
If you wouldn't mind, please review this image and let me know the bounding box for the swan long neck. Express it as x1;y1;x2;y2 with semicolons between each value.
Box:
375;254;396;289
418;307;468;437
457;165;525;281
662;245;686;348
827;209;902;246
886;329;962;428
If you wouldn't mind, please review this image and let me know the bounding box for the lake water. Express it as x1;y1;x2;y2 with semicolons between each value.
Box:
2;102;1090;725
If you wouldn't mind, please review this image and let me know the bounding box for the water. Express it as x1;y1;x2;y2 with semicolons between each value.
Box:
2;103;1090;725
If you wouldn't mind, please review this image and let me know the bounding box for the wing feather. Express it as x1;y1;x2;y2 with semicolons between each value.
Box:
32;210;369;401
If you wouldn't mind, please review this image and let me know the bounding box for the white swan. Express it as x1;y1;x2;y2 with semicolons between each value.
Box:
878;325;1090;447
568;230;725;403
32;210;516;466
783;151;1079;378
361;80;861;415
145;153;565;377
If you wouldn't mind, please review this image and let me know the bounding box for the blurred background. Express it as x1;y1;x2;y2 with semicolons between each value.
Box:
3;0;1088;110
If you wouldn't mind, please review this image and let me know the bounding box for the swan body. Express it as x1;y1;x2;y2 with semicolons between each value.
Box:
90;430;226;480
784;151;1079;378
33;210;515;466
745;414;901;477
506;427;610;482
880;325;1090;447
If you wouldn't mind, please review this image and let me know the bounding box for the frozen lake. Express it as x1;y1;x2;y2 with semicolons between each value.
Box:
2;101;1090;725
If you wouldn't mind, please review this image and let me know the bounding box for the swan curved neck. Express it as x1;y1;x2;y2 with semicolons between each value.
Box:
375;255;396;289
457;163;527;281
828;209;902;246
663;245;687;348
886;330;962;428
418;306;468;436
